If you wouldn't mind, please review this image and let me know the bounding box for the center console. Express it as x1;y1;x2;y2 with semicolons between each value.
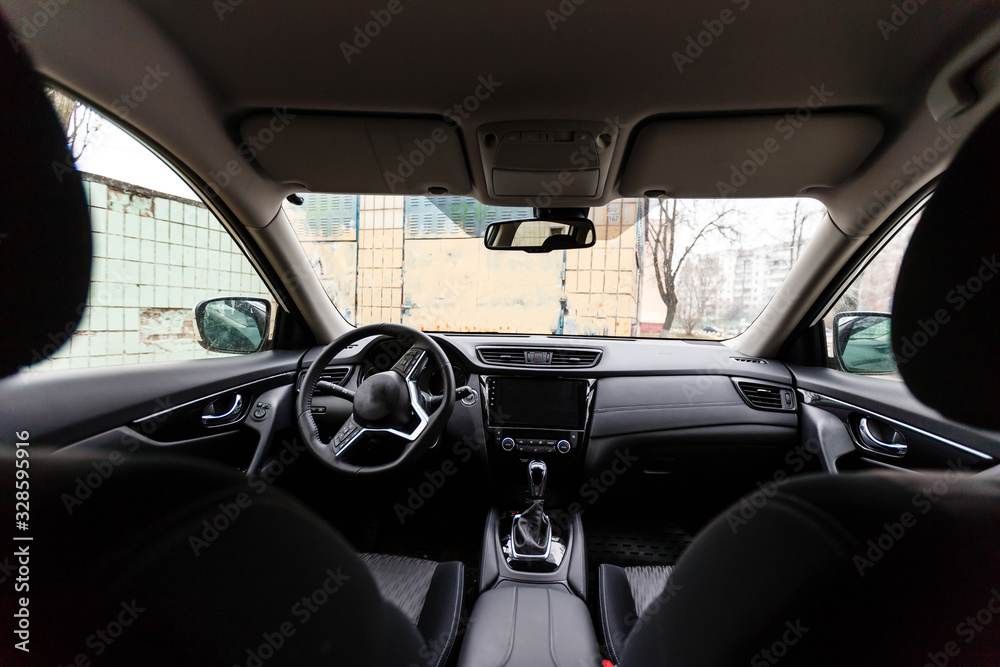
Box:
481;376;595;457
457;376;600;666
458;458;598;667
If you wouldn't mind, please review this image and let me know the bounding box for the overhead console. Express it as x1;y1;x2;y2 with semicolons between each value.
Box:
476;120;620;202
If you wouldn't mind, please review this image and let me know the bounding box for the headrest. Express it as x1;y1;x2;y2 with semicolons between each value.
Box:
0;14;92;378
892;107;1000;430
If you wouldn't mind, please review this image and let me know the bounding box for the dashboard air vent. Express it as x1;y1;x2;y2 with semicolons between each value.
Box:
549;349;602;367
734;380;796;411
322;366;352;385
476;346;602;368
730;357;768;364
296;365;352;393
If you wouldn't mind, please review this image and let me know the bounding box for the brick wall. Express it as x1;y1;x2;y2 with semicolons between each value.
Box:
29;174;272;370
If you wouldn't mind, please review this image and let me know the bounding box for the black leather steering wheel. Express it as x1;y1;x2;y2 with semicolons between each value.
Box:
296;323;456;476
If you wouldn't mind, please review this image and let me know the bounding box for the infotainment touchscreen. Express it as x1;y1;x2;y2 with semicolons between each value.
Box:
491;378;587;430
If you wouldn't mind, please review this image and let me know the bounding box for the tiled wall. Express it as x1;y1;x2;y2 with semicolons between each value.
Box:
563;202;642;336
29;174;272;370
357;196;405;326
295;194;645;336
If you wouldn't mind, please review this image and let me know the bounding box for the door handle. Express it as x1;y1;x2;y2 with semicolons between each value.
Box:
202;394;243;426
857;417;907;457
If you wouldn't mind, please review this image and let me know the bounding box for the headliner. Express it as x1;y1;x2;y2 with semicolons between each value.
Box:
5;0;1000;233
136;0;988;121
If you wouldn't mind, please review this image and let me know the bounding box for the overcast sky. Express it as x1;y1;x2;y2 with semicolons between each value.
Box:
74;116;197;199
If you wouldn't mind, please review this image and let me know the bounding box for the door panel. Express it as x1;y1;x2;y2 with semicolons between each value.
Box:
790;365;998;473
0;350;302;447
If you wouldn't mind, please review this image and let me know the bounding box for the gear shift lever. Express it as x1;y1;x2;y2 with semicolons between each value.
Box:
512;461;552;559
528;460;547;499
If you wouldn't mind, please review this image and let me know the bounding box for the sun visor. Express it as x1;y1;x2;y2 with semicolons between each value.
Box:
238;114;472;195
620;114;883;198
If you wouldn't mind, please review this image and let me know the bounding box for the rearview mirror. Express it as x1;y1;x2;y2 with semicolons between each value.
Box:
194;297;271;354
484;218;596;253
832;311;897;375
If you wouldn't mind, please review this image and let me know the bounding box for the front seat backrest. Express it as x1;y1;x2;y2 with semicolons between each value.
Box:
892;105;1000;430
0;18;91;378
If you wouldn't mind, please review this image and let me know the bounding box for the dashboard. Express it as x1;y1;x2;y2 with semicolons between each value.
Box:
303;333;802;476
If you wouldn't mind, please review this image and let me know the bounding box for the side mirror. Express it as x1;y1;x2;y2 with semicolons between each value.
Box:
832;311;897;375
194;297;271;354
484;217;596;253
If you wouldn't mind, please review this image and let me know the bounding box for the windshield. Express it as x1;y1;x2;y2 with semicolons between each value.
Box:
286;195;826;339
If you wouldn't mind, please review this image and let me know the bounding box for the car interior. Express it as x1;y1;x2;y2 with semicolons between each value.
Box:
1;1;1000;665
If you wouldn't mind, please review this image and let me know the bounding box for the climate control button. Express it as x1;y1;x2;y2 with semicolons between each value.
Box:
556;439;571;454
501;437;515;452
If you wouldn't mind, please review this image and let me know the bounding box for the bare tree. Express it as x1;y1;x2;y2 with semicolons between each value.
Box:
45;88;102;161
677;256;721;335
787;200;818;267
646;198;737;335
676;267;700;335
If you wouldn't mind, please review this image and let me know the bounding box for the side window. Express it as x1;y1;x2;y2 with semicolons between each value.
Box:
823;207;921;380
29;90;274;371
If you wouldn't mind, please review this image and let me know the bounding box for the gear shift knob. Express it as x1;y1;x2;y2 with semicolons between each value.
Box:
528;460;547;499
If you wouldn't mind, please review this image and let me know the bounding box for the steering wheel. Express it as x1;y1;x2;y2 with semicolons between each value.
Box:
296;323;456;476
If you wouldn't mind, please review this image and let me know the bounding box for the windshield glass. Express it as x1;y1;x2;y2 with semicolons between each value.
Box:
285;195;826;339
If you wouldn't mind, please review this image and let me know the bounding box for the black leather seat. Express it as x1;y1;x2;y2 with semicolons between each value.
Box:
598;564;673;663
0;22;462;666
598;106;1000;666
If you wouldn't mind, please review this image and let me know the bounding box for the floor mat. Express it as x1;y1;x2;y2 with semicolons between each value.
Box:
585;521;694;567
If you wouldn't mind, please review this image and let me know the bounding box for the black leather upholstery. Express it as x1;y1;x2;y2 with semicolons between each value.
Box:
457;582;600;667
892;106;1000;430
600;472;1000;666
358;552;465;667
0;19;466;667
358;552;440;625
598;564;673;664
0;453;437;665
0;14;91;378
596;102;1000;667
478;508;589;599
512;500;550;556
